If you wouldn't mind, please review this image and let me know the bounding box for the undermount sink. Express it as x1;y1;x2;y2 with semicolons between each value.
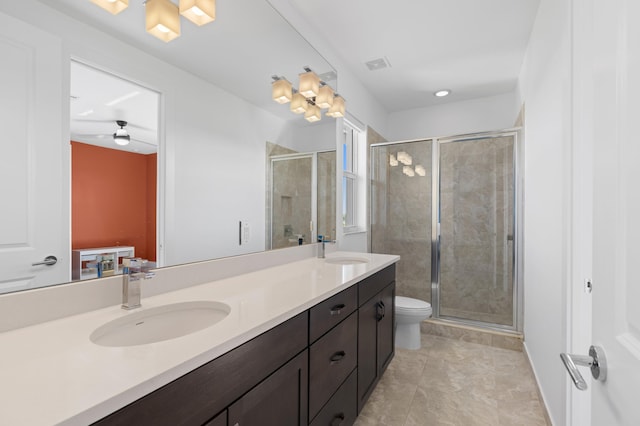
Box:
324;256;369;265
90;301;230;347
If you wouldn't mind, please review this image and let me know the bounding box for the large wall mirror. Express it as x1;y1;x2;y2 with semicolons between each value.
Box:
0;0;338;294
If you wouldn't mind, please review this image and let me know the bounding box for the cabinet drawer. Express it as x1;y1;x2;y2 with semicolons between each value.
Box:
309;285;357;343
358;264;396;306
309;312;358;420
310;368;357;426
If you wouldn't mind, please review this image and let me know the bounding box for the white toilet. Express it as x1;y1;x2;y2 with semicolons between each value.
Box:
395;296;432;350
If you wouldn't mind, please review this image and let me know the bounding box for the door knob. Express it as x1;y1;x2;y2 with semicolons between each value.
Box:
32;255;58;266
560;345;607;390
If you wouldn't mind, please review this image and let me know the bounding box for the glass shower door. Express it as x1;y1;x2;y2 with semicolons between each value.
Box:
437;135;515;326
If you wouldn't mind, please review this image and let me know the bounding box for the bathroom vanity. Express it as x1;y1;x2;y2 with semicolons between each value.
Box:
0;250;398;426
95;264;395;426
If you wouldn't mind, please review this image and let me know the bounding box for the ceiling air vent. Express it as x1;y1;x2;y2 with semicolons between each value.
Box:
365;57;391;71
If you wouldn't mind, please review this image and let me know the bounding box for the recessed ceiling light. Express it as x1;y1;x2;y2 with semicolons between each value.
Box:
434;89;451;97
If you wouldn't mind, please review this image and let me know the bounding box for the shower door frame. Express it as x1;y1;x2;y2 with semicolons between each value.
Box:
369;128;523;333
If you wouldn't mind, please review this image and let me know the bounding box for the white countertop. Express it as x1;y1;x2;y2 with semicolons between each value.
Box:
0;252;398;426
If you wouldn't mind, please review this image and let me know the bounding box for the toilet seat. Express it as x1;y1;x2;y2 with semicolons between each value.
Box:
396;296;432;316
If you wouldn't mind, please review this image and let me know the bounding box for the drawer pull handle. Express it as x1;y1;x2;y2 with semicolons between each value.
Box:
330;303;346;315
330;413;345;426
376;301;384;321
330;351;346;364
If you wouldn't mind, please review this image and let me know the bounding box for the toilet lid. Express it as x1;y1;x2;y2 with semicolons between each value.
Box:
396;296;431;310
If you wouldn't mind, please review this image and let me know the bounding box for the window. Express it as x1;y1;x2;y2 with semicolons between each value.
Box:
342;120;364;232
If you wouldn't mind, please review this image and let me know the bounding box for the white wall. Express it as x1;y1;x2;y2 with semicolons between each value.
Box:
517;0;572;423
387;91;520;141
285;120;337;153
0;1;297;267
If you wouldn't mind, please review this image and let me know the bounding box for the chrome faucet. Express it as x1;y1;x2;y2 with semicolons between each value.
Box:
122;259;155;310
317;236;336;259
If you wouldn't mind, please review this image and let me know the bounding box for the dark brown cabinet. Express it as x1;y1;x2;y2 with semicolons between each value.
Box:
93;264;396;426
357;267;395;413
228;350;308;426
309;312;358;420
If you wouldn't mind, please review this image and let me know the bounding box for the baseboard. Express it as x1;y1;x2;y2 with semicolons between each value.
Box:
522;342;554;426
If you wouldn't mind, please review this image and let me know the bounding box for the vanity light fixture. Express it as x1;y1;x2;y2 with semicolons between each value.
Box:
90;0;217;43
315;84;334;109
403;166;415;177
415;165;426;176
290;92;309;114
271;76;293;104
274;67;345;122
299;68;320;98
179;0;215;26
389;154;398;167
326;94;345;118
146;0;181;43
90;0;129;15
397;151;412;166
304;103;322;123
434;89;451;97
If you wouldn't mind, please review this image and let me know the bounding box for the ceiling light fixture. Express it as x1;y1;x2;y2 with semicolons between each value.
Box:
434;89;451;97
273;68;345;122
113;120;131;146
90;0;216;43
91;0;129;15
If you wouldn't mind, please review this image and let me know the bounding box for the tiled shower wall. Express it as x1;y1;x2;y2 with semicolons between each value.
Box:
371;141;432;304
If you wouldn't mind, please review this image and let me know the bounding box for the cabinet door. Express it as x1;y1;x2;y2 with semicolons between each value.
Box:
357;295;379;413
228;350;308;426
357;282;396;413
377;282;395;374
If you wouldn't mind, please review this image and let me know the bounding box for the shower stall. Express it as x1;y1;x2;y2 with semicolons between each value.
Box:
267;150;336;250
370;129;521;331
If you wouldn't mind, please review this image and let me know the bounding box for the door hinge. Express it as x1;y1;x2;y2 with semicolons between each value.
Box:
585;278;593;294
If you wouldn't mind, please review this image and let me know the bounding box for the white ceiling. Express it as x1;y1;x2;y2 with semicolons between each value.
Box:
70;61;160;154
49;0;540;151
290;0;540;111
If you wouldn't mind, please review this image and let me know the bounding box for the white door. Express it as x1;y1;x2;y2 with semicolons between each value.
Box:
572;0;640;424
0;11;69;293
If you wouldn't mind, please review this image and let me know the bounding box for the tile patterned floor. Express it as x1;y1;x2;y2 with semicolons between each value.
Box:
354;335;549;426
